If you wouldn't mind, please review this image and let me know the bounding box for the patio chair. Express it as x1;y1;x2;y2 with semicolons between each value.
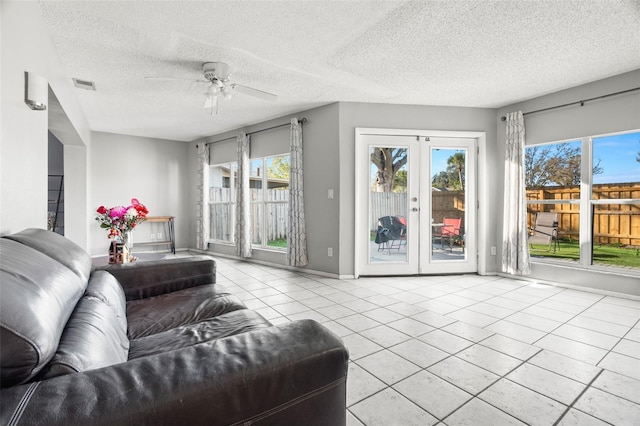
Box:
529;212;559;253
440;217;463;253
375;216;406;254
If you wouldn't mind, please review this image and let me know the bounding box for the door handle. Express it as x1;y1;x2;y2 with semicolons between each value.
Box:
412;207;419;212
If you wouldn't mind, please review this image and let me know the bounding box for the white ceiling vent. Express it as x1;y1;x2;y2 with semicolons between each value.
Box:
72;78;96;91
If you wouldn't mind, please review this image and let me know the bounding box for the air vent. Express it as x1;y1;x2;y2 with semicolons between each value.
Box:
72;78;96;91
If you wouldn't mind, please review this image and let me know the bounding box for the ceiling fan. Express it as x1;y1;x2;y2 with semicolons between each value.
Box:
145;62;278;115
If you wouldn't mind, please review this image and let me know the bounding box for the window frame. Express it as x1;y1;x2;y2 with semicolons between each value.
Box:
525;130;640;273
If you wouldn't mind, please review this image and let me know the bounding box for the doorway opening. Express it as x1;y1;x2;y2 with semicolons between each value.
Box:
355;129;486;277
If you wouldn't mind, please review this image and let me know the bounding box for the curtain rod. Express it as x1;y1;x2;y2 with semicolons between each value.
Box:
500;87;640;121
202;136;235;146
249;117;307;137
202;117;307;146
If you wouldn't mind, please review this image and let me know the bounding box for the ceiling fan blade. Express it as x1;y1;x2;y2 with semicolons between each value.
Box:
232;84;278;102
144;76;208;83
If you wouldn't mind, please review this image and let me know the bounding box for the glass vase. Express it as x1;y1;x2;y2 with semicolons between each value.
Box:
108;231;132;264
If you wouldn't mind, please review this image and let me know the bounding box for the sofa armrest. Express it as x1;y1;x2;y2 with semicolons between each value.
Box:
1;320;348;426
98;257;216;300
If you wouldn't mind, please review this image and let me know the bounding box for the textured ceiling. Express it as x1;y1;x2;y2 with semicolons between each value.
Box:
39;0;640;142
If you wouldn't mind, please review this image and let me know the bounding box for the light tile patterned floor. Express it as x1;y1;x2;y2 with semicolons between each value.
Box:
196;254;640;425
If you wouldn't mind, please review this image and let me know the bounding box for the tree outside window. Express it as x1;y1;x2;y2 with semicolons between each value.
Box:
370;147;407;193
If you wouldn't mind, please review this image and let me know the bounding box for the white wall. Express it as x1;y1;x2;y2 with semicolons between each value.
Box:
1;1;91;247
496;69;640;295
89;132;189;256
1;2;50;235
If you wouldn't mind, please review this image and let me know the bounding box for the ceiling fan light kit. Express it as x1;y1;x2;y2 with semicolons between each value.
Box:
220;85;234;100
147;61;277;116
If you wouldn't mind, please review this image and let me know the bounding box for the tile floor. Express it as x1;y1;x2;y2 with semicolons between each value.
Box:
196;254;640;425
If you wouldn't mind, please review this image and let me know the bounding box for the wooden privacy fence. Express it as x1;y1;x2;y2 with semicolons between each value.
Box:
370;184;639;247
526;182;640;246
370;192;407;228
251;189;288;243
212;183;639;246
431;190;465;224
209;188;289;243
369;191;465;231
209;188;232;241
250;200;288;244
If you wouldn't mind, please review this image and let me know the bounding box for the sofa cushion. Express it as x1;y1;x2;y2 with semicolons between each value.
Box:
39;296;129;379
4;228;92;283
126;284;247;339
0;239;88;387
101;257;216;300
85;271;128;331
128;309;272;360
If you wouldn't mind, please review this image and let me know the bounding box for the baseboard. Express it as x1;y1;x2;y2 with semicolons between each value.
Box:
188;248;348;280
496;272;640;301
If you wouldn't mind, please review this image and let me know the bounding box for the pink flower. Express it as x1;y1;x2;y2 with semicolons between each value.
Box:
131;198;140;207
109;205;128;219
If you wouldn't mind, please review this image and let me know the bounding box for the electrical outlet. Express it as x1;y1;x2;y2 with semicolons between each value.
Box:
491;246;497;255
327;247;333;257
150;233;156;241
157;233;163;240
328;189;334;199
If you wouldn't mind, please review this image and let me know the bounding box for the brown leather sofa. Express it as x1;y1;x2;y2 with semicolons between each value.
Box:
0;229;348;425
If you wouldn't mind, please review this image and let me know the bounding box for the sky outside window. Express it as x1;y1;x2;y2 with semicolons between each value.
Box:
593;132;640;184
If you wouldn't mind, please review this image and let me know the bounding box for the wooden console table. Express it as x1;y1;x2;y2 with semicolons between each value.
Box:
133;216;175;254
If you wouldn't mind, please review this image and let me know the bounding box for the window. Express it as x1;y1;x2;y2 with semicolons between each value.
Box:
525;131;640;271
591;133;640;269
209;162;237;243
251;155;290;249
208;130;290;251
525;140;581;265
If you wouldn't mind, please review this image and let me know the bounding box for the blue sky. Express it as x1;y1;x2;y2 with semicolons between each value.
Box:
593;131;640;184
431;148;464;177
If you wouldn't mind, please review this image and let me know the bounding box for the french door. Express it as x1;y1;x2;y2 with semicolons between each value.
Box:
356;130;477;276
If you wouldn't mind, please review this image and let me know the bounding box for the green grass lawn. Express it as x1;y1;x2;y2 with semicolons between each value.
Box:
368;231;638;268
267;238;287;248
530;240;640;268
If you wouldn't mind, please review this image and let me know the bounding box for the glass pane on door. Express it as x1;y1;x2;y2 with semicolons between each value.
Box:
430;148;466;261
369;146;408;263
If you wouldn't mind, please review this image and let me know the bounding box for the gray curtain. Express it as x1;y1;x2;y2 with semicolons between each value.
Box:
502;111;531;275
196;143;210;250
287;118;308;266
235;132;252;258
